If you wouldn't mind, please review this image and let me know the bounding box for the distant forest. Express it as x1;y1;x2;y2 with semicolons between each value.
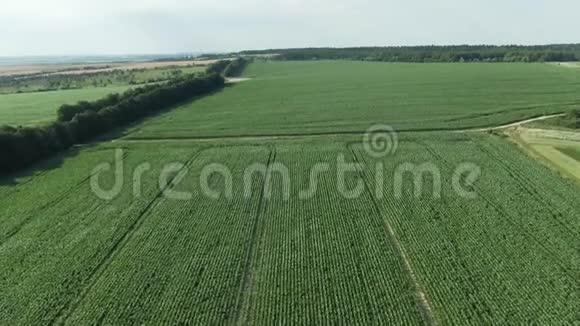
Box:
241;44;580;62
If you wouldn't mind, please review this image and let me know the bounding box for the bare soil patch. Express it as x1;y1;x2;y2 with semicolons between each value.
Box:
0;58;231;77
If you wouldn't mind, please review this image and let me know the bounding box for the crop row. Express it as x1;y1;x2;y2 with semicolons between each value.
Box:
243;145;424;325
63;146;271;324
1;137;576;324
0;144;198;324
353;135;577;324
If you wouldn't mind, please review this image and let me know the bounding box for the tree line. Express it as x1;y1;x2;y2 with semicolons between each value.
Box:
205;57;251;77
224;58;250;77
206;60;232;75
551;109;580;129
1;66;199;94
0;73;225;174
241;44;580;63
56;86;159;122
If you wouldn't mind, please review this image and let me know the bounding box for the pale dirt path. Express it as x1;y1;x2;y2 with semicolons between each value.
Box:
113;114;569;145
225;77;252;84
515;127;580;142
348;147;437;325
380;213;437;325
462;113;566;132
549;62;580;69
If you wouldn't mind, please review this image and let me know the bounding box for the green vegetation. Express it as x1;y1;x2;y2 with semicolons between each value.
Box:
0;66;205;94
129;60;580;139
242;144;424;324
357;134;578;323
0;74;225;173
242;44;580;62
508;127;580;184
0;59;578;324
206;60;232;75
0;133;577;324
0;145;198;324
0;86;131;126
56;85;174;122
224;57;251;77
532;109;580;130
205;58;251;77
556;146;580;161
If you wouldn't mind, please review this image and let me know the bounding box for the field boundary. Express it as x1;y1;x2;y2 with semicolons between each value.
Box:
506;127;580;185
475;138;578;235
349;146;437;326
115;113;570;144
51;151;202;325
464;113;566;132
422;142;575;278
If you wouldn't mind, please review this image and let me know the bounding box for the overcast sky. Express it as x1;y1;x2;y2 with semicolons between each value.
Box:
1;0;578;56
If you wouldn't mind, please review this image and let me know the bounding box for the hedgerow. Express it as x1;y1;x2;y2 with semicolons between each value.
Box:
0;73;224;174
224;58;250;77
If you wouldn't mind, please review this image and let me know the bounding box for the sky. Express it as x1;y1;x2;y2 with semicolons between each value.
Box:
0;0;578;56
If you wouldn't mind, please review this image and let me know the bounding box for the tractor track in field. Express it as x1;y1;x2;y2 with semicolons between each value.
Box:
0;174;93;246
473;138;578;236
50;151;201;325
348;146;438;326
111;114;568;145
422;142;575;279
0;152;131;247
231;148;276;325
463;113;566;132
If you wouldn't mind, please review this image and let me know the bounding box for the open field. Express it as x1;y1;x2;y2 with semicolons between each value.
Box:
0;65;207;125
0;85;131;126
0;132;578;324
0;66;206;95
39;61;207;77
508;127;580;183
0;59;219;77
526;110;579;131
127;61;580;139
557;146;580;161
1;60;579;324
550;62;580;69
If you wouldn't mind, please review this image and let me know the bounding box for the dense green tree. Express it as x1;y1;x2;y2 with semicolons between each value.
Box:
0;73;225;174
241;45;580;63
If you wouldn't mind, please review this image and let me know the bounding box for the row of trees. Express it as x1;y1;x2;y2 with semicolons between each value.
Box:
0;73;225;174
205;60;232;75
205;57;251;77
224;58;250;77
57;85;159;121
1;66;200;94
241;45;580;63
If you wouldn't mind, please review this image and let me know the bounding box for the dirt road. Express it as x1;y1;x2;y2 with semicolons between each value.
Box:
464;113;566;132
